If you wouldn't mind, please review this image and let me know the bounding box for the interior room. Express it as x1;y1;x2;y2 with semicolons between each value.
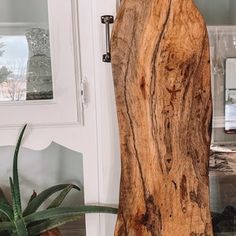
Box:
0;0;236;235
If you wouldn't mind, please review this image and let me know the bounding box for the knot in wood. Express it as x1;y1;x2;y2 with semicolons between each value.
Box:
139;195;162;233
162;105;174;117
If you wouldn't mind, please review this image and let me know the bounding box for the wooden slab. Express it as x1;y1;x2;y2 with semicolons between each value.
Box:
111;0;213;235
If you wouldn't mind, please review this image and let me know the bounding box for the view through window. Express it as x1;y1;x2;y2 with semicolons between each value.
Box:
0;0;53;102
0;36;28;101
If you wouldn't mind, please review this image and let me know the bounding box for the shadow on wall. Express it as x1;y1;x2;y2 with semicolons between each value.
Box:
0;142;84;208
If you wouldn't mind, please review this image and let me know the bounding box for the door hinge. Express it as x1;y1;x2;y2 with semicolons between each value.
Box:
80;80;88;106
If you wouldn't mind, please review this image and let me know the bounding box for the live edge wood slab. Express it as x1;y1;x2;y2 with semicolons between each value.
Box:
111;0;213;235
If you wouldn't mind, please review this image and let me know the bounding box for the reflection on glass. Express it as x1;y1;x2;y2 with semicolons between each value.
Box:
0;0;53;102
208;27;236;133
209;150;236;235
199;2;236;235
26;28;52;100
225;58;236;132
208;27;236;235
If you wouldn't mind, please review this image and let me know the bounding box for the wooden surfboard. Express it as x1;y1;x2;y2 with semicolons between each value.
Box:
111;0;213;235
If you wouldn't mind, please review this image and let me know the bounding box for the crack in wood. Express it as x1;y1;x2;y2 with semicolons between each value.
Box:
149;0;172;175
121;12;162;234
122;12;148;201
181;31;207;114
180;174;188;214
164;118;173;173
140;195;162;235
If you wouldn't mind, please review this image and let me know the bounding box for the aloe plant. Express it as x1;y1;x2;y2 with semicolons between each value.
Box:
0;124;118;235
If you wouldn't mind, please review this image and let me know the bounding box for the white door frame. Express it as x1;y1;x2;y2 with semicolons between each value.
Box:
89;0;120;235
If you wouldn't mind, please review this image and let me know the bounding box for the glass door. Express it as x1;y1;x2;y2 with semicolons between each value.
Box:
194;1;236;235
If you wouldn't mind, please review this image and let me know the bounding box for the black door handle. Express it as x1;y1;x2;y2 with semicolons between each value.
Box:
101;15;114;63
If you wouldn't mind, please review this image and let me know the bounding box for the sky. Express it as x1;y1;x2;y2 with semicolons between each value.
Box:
0;35;28;75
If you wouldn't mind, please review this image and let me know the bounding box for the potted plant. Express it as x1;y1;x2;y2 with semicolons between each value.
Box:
0;125;118;235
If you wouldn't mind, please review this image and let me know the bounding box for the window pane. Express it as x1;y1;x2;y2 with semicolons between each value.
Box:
0;0;53;101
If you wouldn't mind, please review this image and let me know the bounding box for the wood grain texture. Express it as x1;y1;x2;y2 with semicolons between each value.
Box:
111;0;213;235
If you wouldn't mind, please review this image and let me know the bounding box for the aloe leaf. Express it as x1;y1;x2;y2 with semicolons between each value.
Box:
0;190;12;235
0;203;13;222
0;221;14;231
14;218;28;236
27;191;37;205
9;178;20;220
0;188;9;206
12;124;27;216
0;222;12;235
28;215;81;236
0;188;10;222
24;206;118;223
47;184;79;209
23;184;80;216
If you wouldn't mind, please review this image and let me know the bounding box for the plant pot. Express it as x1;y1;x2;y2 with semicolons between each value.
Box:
40;228;61;236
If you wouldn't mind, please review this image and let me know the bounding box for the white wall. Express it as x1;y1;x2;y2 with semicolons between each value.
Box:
0;142;84;209
195;0;236;25
0;0;48;24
